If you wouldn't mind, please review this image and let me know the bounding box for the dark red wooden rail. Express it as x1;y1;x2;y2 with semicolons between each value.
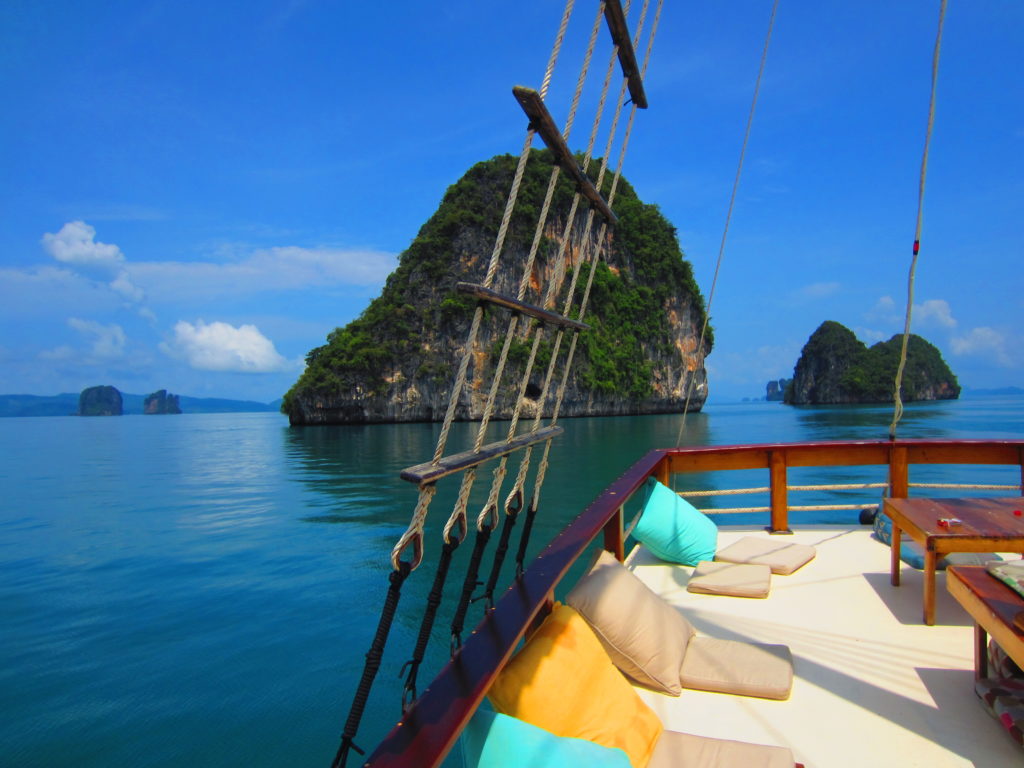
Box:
362;439;1024;767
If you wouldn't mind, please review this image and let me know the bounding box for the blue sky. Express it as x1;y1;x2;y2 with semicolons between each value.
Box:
1;0;1020;404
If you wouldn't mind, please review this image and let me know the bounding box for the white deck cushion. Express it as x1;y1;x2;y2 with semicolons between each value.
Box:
566;549;695;695
686;561;772;598
715;536;815;575
647;729;795;768
679;637;794;700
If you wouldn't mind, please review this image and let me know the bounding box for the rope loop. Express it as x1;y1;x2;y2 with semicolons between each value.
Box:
476;503;500;533
505;487;524;515
390;528;424;572
444;513;468;547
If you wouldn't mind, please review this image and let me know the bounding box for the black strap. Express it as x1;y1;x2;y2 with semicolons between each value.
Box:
478;497;521;608
514;501;539;578
399;535;461;711
331;561;411;768
449;526;493;653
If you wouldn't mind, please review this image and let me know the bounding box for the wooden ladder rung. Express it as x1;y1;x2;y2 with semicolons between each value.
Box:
512;86;618;225
401;426;564;485
456;283;590;331
604;0;648;109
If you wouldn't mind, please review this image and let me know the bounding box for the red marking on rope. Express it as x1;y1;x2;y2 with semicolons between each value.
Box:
1015;510;1022;516
913;240;920;255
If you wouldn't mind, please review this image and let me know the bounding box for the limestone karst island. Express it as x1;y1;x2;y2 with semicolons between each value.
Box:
283;150;712;425
780;321;959;405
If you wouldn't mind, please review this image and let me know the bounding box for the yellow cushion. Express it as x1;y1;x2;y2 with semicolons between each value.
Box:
488;603;663;768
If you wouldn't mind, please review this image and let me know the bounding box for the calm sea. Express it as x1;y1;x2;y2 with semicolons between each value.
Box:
2;397;1022;767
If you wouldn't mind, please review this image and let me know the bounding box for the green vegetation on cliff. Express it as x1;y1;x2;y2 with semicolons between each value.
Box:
785;320;960;404
282;150;710;418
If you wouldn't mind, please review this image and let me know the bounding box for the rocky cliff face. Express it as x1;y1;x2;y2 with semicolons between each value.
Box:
144;390;181;414
766;379;791;402
284;150;711;425
785;321;959;405
79;385;123;416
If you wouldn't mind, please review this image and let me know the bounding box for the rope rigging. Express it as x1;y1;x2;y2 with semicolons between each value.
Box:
889;0;947;440
674;0;780;450
331;2;663;764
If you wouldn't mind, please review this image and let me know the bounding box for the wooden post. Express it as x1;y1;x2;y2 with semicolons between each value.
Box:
656;456;670;486
603;506;625;562
890;445;909;499
1019;447;1024;492
769;450;789;533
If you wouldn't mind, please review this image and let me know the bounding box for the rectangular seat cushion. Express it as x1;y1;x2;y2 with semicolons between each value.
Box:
679;636;793;700
647;729;795;768
715;536;815;575
487;603;663;768
686;561;772;599
566;549;695;695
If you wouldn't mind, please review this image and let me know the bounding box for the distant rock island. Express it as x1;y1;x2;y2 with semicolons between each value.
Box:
79;385;123;416
283;150;712;425
766;378;791;402
144;389;182;414
1;391;280;417
783;321;960;405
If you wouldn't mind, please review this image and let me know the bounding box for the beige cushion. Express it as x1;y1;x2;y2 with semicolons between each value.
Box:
566;549;695;695
648;729;795;768
679;636;793;700
715;536;815;575
687;560;772;598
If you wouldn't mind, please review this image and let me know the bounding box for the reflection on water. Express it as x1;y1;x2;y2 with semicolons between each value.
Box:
1;397;1021;768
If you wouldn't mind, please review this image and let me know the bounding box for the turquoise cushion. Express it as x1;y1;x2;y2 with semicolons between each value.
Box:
461;709;632;768
634;477;717;565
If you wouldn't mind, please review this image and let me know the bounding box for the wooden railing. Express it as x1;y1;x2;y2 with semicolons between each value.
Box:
365;439;1024;767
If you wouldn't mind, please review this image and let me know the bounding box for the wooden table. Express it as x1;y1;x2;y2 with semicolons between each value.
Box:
884;497;1024;625
947;565;1024;678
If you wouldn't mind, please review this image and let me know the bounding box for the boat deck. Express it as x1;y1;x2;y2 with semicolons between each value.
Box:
625;525;1021;768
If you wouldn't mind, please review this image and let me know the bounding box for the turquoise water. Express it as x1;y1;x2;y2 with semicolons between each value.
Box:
1;397;1021;766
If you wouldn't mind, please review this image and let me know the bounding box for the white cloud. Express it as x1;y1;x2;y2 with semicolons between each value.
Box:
40;221;147;308
68;318;126;358
110;272;146;303
854;326;887;343
129;245;397;302
914;299;957;329
866;295;898;323
161;319;295;373
41;221;124;273
951;327;1014;367
799;282;841;299
38;345;76;361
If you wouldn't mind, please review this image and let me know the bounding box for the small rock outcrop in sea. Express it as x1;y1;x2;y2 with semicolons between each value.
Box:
766;379;791;401
283;150;712;425
79;385;123;416
144;390;182;414
784;321;960;405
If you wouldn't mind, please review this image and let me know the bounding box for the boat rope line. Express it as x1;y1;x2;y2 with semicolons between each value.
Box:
518;0;662;576
334;1;663;759
474;0;651;609
674;0;780;451
502;0;658;585
889;0;947;440
329;561;410;768
448;0;611;646
330;2;582;763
